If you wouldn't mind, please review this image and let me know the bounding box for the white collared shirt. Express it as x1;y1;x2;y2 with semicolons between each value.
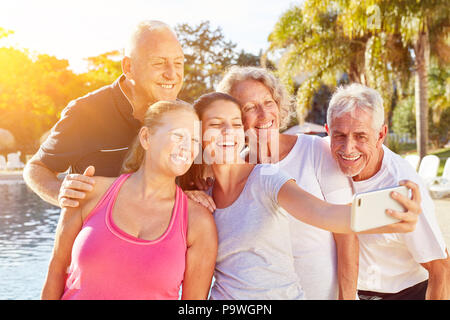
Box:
354;146;447;293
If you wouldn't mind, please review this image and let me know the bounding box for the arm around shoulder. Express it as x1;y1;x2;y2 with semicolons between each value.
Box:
25;99;94;207
23;155;62;207
181;200;218;300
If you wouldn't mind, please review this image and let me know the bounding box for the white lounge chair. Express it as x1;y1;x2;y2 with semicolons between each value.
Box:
429;158;450;199
444;157;450;179
404;154;420;171
6;152;25;170
418;155;440;185
0;155;6;170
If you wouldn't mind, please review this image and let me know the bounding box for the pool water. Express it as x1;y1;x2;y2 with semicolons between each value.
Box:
0;181;60;300
0;179;216;300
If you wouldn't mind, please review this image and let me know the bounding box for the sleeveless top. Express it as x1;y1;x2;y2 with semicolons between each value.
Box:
61;173;188;300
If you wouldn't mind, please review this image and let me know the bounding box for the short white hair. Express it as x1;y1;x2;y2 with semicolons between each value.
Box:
327;83;385;130
217;66;295;131
125;20;177;57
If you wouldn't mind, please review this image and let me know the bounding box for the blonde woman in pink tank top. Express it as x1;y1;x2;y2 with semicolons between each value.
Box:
41;101;217;300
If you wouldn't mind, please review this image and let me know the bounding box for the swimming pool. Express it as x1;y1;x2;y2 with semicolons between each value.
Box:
0;179;218;300
0;180;60;300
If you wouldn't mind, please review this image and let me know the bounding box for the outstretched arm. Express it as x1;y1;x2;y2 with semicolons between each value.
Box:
181;200;218;300
278;180;352;233
277;180;422;234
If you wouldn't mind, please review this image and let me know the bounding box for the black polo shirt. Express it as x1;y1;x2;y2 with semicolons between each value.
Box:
37;75;141;177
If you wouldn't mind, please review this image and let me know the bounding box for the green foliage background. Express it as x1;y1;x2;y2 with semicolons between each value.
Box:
0;23;261;156
269;0;449;153
0;5;448;159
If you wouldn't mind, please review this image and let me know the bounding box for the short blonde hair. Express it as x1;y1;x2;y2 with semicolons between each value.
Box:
216;66;295;131
327;83;385;131
121;100;197;173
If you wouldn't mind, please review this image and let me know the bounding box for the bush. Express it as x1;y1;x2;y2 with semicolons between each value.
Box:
391;96;416;136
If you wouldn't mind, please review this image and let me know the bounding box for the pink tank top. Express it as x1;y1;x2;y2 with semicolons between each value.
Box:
61;173;188;300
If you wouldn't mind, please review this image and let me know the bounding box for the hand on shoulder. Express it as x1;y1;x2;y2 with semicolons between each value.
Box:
58;166;116;212
78;175;116;221
58;166;96;208
185;190;216;212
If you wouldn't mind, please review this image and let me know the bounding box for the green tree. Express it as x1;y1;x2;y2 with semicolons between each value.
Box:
392;95;416;136
306;83;334;125
392;58;449;149
0;47;87;153
359;0;449;158
426;60;449;148
268;4;380;122
0;28;94;154
269;0;449;158
175;21;237;102
235;49;261;67
268;1;414;122
81;50;122;91
428;60;450;145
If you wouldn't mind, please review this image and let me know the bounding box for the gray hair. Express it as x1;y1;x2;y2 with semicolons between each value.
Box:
125;20;178;57
327;83;385;131
216;66;295;131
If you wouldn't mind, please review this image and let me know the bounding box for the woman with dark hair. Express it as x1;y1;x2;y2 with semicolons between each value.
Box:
183;92;421;300
41;101;217;300
216;66;354;299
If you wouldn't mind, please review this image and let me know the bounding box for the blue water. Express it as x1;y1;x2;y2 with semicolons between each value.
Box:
0;180;60;300
0;180;216;300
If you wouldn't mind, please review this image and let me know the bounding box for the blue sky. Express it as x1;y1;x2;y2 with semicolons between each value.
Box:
0;0;299;73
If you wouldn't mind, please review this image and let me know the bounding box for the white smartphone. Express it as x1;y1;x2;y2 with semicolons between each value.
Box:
351;185;409;232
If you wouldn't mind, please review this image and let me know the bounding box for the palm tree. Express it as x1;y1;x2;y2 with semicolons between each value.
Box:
269;0;449;158
268;2;405;124
378;0;449;158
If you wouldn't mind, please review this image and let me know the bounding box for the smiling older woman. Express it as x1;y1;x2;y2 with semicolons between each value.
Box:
213;66;358;299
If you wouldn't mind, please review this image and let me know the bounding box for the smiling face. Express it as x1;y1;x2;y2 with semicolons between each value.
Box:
126;28;184;105
141;110;199;177
326;108;387;181
200;100;245;165
230;79;280;133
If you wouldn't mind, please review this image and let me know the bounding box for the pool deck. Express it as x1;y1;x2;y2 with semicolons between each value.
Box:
1;170;449;245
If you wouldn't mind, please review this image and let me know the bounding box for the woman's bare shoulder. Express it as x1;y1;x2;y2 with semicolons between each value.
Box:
80;176;117;220
88;176;116;198
187;198;212;222
92;176;116;189
186;198;217;244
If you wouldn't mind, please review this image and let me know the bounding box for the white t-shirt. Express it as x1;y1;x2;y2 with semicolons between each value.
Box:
354;145;447;293
209;164;304;300
279;135;353;300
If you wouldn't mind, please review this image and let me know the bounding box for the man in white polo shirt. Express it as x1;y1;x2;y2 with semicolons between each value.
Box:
325;83;450;300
